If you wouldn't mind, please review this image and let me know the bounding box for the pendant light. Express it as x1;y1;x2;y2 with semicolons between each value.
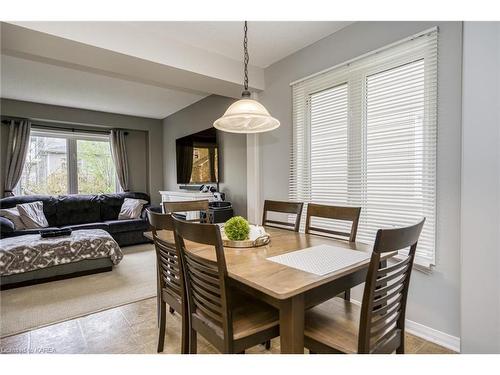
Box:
213;21;280;134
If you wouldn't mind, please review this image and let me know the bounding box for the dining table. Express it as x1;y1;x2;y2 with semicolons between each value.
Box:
144;226;396;354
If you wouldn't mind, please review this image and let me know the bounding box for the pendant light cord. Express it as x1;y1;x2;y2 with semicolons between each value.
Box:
243;21;249;92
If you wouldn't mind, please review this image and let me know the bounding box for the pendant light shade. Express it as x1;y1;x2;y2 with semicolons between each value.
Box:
213;21;280;134
213;98;280;134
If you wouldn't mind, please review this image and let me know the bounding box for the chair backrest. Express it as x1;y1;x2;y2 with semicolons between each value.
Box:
358;218;425;354
163;199;210;223
147;209;184;304
172;217;233;348
262;200;304;232
305;203;361;242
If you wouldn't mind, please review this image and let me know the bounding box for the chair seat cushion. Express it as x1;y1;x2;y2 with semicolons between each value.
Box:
162;288;182;312
104;219;149;234
305;297;360;354
232;298;279;340
61;222;109;231
194;291;279;340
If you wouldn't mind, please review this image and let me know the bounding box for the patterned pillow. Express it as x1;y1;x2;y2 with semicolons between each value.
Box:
0;207;26;230
118;198;148;220
17;201;49;229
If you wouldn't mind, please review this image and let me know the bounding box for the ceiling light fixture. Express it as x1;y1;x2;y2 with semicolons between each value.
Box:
213;21;280;134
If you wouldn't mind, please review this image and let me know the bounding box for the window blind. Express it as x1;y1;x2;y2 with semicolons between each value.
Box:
290;28;438;267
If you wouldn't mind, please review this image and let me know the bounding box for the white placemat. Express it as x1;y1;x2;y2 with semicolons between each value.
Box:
267;245;371;276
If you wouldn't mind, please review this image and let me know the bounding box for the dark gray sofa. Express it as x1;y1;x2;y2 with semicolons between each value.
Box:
0;192;153;247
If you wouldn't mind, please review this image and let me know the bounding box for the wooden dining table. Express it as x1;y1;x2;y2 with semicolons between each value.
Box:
144;226;396;354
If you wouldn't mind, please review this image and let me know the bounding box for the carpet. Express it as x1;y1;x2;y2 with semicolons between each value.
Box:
0;244;157;338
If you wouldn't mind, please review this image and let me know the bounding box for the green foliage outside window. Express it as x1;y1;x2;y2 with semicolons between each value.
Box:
77;140;116;194
18;135;117;195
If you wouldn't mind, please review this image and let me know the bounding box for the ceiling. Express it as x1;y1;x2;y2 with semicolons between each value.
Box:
1;21;351;119
1;55;206;119
124;21;352;68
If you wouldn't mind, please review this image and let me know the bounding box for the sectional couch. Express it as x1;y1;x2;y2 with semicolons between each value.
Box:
0;192;153;247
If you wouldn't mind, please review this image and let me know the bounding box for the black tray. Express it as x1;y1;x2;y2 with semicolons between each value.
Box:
40;228;73;238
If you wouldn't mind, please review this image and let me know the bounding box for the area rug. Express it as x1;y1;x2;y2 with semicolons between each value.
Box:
0;244;156;337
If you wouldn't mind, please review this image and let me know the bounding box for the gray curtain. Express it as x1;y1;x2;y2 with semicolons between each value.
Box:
3;120;31;197
110;129;130;192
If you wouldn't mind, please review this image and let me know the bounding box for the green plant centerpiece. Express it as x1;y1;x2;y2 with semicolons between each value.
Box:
224;216;250;241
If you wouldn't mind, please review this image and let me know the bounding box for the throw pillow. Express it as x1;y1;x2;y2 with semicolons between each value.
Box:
17;201;49;229
0;207;26;230
118;198;148;220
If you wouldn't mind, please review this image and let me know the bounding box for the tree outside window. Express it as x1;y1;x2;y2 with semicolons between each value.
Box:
17;131;118;195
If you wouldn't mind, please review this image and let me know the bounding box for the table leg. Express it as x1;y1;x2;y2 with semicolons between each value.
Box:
279;294;305;354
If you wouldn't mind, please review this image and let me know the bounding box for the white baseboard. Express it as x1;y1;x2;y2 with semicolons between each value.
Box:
350;299;460;352
405;319;460;353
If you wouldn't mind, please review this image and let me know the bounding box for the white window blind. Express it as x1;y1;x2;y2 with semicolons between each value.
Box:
290;28;438;267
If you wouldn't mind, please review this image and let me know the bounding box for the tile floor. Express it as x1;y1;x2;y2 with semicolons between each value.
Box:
0;297;455;354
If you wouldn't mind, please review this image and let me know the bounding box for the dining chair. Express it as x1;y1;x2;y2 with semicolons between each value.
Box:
304;218;425;354
262;200;304;232
147;209;188;353
305;203;361;242
172;217;280;354
163;199;211;223
305;203;362;300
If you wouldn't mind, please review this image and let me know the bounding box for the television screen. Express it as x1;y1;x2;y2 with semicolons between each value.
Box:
176;127;219;184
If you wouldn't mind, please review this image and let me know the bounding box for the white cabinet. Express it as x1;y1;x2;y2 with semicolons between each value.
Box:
159;190;214;220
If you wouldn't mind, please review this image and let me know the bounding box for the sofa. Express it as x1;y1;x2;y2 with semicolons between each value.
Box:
0;192;153;247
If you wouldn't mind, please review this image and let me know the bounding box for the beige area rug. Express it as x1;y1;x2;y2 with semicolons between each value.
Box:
0;244;157;338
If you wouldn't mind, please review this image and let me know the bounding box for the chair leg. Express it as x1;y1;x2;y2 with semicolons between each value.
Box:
264;340;271;350
396;339;405;354
344;289;351;301
189;329;197;354
157;301;167;353
156;293;161;328
169;307;175;314
181;312;189;354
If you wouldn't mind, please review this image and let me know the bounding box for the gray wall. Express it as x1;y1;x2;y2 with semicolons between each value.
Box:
0;99;163;204
163;95;247;217
461;22;500;353
259;22;463;338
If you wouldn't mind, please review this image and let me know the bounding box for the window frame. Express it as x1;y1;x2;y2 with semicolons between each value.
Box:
16;127;120;195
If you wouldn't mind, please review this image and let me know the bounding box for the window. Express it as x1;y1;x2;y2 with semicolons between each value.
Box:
76;139;117;194
17;129;119;195
20;134;69;195
290;29;437;267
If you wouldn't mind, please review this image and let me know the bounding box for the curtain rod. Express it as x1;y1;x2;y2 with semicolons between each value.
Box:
32;123;112;135
1;119;128;136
